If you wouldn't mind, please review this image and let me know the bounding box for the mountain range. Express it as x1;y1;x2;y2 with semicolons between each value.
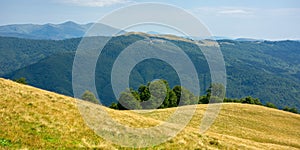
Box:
0;31;299;110
0;21;299;109
0;21;265;41
0;21;125;40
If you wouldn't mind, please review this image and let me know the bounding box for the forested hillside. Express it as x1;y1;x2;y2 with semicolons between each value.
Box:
1;33;300;109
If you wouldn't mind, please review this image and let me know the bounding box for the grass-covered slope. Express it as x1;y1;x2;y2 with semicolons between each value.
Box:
0;78;114;149
0;78;300;149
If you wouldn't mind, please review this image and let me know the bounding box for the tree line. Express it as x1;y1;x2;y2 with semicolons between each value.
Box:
105;79;298;114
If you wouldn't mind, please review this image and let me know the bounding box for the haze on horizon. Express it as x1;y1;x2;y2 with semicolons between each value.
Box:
0;0;299;40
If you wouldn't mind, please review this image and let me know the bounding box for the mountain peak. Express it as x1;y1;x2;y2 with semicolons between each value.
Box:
60;21;78;26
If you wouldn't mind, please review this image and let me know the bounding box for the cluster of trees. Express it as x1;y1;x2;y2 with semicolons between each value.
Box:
283;106;299;114
108;80;258;109
109;80;198;110
109;80;266;110
108;79;299;114
223;97;262;105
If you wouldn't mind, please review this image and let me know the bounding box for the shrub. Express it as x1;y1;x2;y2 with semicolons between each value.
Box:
14;77;27;85
265;102;277;109
241;96;262;105
283;106;298;114
81;90;99;104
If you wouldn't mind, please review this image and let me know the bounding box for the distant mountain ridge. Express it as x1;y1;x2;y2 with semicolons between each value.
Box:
0;21;124;40
0;22;271;41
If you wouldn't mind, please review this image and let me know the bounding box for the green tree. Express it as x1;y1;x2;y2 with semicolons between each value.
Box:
130;88;141;102
198;95;208;104
167;90;178;107
159;90;178;109
173;85;182;105
109;102;119;109
178;87;197;106
199;83;225;104
223;98;240;103
283;106;298;114
241;96;261;105
118;89;142;110
138;85;150;102
265;102;277;109
144;80;169;109
14;77;27;85
81;90;99;104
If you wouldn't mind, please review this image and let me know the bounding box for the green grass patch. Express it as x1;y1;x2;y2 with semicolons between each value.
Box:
43;136;59;143
0;138;12;147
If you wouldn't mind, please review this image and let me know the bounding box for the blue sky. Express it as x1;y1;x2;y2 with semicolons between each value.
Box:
1;0;300;40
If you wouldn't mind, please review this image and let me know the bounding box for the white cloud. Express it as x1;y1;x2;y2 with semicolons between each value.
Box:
193;7;254;17
218;9;252;15
194;7;300;18
60;0;131;7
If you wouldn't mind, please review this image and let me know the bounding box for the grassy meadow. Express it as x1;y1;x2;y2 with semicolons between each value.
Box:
0;78;299;149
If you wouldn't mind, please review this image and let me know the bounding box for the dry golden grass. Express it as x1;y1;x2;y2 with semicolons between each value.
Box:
124;31;194;43
0;78;299;149
0;78;115;149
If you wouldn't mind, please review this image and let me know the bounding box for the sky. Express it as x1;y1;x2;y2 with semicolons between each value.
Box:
1;0;300;40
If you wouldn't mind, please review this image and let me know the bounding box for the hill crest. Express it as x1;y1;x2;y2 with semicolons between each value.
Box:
0;78;299;149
